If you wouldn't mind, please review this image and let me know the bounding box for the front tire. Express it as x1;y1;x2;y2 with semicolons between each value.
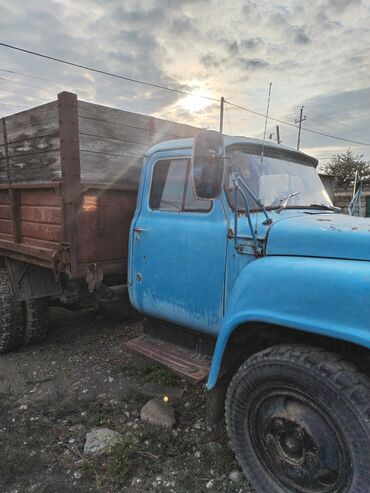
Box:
225;344;370;493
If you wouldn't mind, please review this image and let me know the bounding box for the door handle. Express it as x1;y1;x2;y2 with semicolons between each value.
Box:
133;227;145;233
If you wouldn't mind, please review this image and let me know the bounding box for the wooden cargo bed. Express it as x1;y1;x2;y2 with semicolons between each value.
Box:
0;91;199;279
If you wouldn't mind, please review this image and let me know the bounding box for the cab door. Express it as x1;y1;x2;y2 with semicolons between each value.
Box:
129;152;228;336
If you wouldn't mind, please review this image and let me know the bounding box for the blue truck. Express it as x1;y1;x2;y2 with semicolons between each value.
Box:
0;94;369;492
126;131;370;493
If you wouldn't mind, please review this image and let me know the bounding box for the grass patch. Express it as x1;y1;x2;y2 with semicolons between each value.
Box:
108;435;140;484
86;426;195;487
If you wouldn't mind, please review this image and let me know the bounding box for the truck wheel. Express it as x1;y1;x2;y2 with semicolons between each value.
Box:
225;344;370;493
23;298;49;345
0;266;24;352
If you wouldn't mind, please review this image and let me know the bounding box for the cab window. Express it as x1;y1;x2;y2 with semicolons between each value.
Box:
150;159;211;212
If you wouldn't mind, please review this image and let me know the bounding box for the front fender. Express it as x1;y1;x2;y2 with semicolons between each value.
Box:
207;255;370;389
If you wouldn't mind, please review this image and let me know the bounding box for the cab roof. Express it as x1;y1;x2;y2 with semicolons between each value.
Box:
145;135;318;167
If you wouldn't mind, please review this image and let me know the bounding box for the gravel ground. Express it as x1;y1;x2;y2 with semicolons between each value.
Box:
0;307;255;493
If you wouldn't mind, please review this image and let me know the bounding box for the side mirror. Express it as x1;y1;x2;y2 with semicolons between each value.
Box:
191;130;225;200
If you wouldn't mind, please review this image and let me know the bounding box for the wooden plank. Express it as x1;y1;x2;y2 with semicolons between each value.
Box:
0;205;11;219
22;235;60;250
9;150;61;182
7;133;59;158
0;219;13;235
0;232;13;241
4;101;58;143
0;239;55;265
79;133;148;156
20;205;61;225
78;100;150;130
0;145;4;160
21;221;61;242
0;190;10;205
20;189;61;207
0;159;7;184
80;151;142;185
78;116;150;145
152;119;198;140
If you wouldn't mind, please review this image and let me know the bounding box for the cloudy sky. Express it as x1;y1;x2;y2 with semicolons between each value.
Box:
0;0;369;164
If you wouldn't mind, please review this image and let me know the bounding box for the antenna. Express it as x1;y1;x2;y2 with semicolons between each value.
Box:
255;82;272;232
260;83;272;169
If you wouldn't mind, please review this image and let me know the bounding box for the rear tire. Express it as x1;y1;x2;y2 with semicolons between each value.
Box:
0;265;24;352
225;344;370;493
23;298;49;345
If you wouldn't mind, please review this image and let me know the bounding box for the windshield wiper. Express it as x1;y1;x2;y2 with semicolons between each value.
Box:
270;192;300;212
308;203;341;212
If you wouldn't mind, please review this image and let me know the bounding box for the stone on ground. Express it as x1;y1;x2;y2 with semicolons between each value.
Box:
84;427;122;455
140;398;175;429
229;470;243;483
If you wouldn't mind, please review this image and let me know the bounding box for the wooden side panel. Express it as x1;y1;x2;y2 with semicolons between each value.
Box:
79;151;142;186
2;101;61;183
75;187;137;272
78;100;199;187
19;188;62;250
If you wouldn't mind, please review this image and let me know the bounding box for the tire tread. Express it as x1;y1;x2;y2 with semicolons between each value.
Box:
225;344;370;493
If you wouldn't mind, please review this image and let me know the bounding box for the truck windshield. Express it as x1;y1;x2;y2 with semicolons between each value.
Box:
228;149;333;210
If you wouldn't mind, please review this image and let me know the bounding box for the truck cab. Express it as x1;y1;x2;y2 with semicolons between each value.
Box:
128;132;370;493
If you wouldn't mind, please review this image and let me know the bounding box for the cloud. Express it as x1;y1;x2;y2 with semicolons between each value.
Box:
0;0;368;161
293;29;311;45
200;53;226;69
238;58;269;70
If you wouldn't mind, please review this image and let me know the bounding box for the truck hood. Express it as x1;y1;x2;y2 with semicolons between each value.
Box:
266;212;370;261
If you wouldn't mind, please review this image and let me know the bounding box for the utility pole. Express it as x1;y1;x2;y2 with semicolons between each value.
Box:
276;125;281;144
295;106;306;150
219;96;225;134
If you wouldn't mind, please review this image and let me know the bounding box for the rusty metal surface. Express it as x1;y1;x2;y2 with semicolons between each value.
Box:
127;334;211;383
5;257;61;301
75;259;126;279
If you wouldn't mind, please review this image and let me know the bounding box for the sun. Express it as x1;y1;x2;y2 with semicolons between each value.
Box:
178;86;214;113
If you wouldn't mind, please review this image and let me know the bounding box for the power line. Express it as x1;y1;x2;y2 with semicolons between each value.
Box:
0;101;28;108
308;107;370;142
226;101;370;147
0;42;219;102
0;75;54;96
0;42;369;149
0;69;149;103
0;86;49;102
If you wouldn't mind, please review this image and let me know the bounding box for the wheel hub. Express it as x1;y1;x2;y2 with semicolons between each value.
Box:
249;390;352;492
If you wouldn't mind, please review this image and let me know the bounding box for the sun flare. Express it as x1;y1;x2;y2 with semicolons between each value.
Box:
179;90;213;113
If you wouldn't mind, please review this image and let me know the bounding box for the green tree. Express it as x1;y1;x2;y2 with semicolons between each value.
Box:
323;148;370;186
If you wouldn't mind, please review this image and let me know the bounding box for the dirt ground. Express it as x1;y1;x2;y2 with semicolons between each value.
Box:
0;307;255;493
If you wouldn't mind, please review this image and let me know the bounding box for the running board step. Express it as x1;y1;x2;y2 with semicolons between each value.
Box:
127;334;211;383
